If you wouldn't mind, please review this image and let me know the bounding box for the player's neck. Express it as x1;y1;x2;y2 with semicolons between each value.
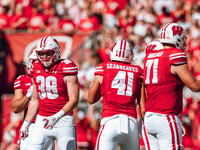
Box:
163;43;176;49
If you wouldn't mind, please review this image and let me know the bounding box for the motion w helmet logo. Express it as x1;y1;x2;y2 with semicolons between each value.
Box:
172;26;183;36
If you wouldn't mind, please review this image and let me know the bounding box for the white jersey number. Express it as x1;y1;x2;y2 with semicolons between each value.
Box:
36;76;59;99
111;71;134;96
145;59;158;84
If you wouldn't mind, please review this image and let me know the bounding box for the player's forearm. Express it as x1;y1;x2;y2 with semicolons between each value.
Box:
11;96;30;113
88;85;101;104
64;75;79;114
24;99;38;123
61;98;79;115
173;64;200;92
139;83;146;119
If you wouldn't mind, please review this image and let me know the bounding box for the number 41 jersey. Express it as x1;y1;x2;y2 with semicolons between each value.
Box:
143;48;187;115
30;59;78;116
95;61;143;119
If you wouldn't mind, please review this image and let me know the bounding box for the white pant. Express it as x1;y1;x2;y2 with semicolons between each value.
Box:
95;114;139;150
20;123;54;150
27;114;76;150
144;112;183;150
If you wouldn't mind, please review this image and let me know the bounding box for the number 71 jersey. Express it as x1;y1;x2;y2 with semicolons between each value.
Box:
143;48;187;115
95;61;143;119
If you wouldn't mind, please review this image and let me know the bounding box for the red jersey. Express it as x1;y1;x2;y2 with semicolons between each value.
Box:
79;16;100;32
58;19;76;33
10;14;28;30
13;74;36;123
143;48;187;115
95;61;143;119
98;47;110;62
29;14;45;30
14;74;32;94
0;13;10;30
30;59;78;116
105;1;119;15
76;117;90;146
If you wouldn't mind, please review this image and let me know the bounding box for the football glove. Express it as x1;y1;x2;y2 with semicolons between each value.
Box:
19;120;31;141
43;110;65;130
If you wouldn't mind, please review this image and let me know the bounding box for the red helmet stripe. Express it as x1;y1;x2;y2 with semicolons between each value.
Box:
43;36;48;47
40;36;48;48
162;23;170;39
119;40;123;57
40;37;44;48
122;41;126;57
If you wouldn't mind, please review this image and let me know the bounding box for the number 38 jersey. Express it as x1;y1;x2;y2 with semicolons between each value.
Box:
143;48;187;115
30;59;78;116
95;61;143;119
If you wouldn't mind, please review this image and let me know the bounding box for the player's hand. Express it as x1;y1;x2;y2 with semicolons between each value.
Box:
43;110;65;130
43;116;58;130
181;124;186;137
19;120;31;141
26;85;33;98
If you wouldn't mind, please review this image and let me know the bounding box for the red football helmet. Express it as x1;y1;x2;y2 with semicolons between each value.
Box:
109;40;134;63
158;23;187;51
36;36;60;67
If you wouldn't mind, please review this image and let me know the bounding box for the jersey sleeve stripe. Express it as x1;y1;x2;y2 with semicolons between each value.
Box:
169;53;185;57
172;62;187;65
63;67;78;70
169;56;187;59
96;66;103;69
95;69;103;72
63;67;77;69
14;81;20;85
14;84;20;88
63;70;78;73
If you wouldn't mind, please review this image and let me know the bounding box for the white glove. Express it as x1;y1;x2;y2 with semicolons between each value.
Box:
43;110;65;130
19;120;31;141
26;85;33;98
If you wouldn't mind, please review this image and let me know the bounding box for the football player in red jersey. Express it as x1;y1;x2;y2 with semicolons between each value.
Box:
19;36;79;150
143;23;200;150
12;50;55;150
139;40;164;150
88;40;144;150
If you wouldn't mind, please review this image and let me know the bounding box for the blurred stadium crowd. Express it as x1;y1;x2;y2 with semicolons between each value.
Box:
0;0;200;149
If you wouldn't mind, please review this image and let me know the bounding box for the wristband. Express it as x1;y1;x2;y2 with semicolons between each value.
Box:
23;120;31;127
55;110;65;119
